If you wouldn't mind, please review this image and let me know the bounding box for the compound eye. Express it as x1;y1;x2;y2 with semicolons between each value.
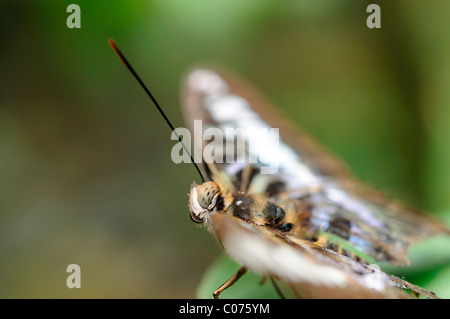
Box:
197;182;220;210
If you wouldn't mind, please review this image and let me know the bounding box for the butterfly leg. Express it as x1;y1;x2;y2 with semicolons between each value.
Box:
269;277;286;299
213;266;247;299
259;276;286;299
259;276;267;285
240;164;256;192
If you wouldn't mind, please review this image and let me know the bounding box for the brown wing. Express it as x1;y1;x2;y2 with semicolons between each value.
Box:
181;66;449;267
211;213;427;299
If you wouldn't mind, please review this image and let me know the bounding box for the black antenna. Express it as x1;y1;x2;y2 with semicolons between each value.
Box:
108;38;205;183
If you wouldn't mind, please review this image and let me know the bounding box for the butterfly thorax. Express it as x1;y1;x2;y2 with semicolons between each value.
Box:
230;192;293;232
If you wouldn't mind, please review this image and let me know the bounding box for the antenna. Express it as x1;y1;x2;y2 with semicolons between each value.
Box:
108;38;205;183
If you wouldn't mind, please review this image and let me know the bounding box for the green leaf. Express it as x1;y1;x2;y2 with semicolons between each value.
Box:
196;254;282;299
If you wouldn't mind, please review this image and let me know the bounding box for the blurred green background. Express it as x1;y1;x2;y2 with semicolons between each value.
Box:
0;1;449;298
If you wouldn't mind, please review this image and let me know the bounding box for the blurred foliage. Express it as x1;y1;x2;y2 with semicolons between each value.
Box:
0;1;449;298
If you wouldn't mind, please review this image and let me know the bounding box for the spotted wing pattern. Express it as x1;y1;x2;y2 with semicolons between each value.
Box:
182;67;448;265
181;67;449;297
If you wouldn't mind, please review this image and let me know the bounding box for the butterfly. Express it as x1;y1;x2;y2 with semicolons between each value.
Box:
109;40;450;299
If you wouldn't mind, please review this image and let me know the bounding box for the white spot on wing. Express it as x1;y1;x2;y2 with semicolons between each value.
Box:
207;95;259;122
363;264;387;292
326;188;385;228
207;93;319;183
187;69;228;96
214;215;349;287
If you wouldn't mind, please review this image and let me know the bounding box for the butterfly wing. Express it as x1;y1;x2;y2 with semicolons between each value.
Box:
181;66;449;269
211;213;419;299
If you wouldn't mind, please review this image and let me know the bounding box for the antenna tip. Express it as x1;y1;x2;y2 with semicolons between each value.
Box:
108;38;117;50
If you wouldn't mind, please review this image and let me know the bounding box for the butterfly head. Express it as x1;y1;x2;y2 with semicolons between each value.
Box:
188;181;221;224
